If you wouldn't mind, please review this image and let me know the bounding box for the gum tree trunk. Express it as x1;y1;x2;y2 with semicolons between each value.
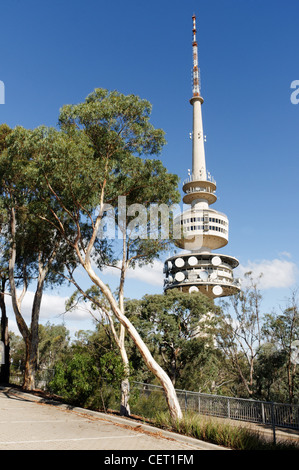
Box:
83;260;183;422
0;286;10;384
8;206;48;390
119;325;131;417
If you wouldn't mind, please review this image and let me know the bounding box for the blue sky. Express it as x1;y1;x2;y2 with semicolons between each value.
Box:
1;0;299;335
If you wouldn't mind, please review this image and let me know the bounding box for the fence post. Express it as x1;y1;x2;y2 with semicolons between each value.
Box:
0;341;4;364
261;402;265;424
227;397;230;419
185;391;188;413
198;394;201;414
270;402;276;445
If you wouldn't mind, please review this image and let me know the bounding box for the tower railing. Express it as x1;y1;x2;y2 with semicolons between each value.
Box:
184;185;216;195
183;173;216;186
164;277;240;288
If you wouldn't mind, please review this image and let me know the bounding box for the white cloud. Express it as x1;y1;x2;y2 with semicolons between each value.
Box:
278;251;292;259
237;258;298;289
126;260;164;286
102;259;164;286
6;289;102;339
6;290;94;323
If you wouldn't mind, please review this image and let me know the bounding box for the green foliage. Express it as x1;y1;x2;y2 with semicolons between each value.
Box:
50;351;100;407
59;88;167;157
38;322;70;369
0;124;12;153
9;332;26;372
254;343;288;402
48;328;126;410
125;290;217;387
129;388;168;419
263;305;299;350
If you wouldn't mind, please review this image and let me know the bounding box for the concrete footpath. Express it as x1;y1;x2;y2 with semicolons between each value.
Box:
0;386;227;451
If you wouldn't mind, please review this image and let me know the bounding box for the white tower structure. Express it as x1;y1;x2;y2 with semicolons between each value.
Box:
163;15;241;299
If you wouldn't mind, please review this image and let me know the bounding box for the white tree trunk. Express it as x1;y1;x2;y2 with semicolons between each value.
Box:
83;261;183;421
119;325;131;417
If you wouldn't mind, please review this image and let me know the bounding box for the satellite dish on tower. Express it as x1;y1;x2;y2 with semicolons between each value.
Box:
188;256;198;266
175;272;185;282
212;285;223;296
175;258;185;268
199;270;209;281
212;256;221;266
189;286;199;293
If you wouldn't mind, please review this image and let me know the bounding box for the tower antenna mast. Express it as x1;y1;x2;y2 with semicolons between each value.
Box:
192;14;200;97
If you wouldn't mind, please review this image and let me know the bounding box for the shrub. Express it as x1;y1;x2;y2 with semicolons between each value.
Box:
49;352;100;407
49;350;124;410
130;389;168;418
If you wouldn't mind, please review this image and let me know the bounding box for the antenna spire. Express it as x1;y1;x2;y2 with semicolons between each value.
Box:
192;14;200;97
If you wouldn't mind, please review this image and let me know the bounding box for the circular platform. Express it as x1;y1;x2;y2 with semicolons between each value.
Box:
163;252;241;299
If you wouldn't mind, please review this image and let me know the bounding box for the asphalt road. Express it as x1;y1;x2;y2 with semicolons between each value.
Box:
0;387;226;452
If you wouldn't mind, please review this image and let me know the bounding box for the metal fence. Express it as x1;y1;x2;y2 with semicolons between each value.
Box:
9;371;299;431
132;382;299;431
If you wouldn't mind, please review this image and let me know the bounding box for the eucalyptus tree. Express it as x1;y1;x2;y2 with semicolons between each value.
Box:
0;124;12;383
38;322;70;371
125;289;215;387
0;126;76;390
8;89;183;420
262;292;299;403
216;273;264;398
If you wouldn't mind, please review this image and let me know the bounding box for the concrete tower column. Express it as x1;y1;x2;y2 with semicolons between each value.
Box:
191;96;206;181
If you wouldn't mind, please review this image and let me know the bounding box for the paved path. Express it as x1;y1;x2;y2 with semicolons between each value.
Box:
0;387;226;451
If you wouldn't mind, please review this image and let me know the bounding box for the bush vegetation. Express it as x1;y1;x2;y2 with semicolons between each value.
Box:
154;411;299;451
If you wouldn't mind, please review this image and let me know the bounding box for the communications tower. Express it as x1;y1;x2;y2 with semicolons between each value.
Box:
163;15;240;299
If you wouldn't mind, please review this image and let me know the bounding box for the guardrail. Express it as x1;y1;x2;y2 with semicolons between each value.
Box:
132;382;299;432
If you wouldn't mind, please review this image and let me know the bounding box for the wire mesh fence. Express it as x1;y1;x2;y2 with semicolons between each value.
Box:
131;382;299;431
9;370;299;431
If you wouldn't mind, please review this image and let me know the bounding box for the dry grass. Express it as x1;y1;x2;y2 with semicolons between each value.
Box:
154;411;299;450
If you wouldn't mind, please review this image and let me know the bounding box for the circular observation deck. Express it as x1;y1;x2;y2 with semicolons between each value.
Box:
182;179;217;205
163;252;240;299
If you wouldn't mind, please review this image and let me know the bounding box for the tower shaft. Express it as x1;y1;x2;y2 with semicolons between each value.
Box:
191;96;206;181
191;15;206;181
